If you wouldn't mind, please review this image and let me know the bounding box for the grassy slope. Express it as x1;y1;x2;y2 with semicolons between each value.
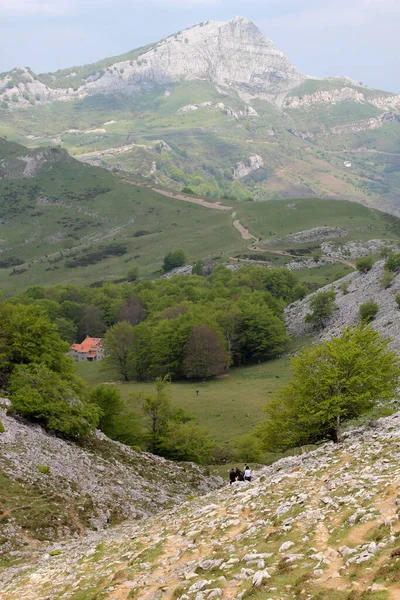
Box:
234;197;400;244
75;357;293;446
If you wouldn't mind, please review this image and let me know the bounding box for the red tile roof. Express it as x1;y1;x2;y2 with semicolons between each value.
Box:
71;336;103;353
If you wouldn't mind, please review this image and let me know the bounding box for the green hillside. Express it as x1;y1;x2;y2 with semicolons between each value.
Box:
1;137;400;294
1;78;399;212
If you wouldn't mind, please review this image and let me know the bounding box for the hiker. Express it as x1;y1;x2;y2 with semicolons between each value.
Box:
196;390;199;397
229;468;236;485
244;465;252;482
235;467;244;482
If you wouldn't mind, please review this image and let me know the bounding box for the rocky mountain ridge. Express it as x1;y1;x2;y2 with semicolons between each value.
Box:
3;411;400;599
1;17;399;112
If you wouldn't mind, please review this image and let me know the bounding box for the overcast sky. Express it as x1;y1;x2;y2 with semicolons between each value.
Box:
1;0;399;93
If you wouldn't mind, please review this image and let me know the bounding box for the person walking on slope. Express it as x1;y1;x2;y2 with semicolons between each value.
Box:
229;468;236;485
244;465;252;482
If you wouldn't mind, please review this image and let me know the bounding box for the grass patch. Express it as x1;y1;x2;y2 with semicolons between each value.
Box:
76;356;292;448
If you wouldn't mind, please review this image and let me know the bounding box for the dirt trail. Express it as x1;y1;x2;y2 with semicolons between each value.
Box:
152;188;232;211
232;219;258;242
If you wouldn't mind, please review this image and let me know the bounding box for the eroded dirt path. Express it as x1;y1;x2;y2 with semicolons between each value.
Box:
151;188;232;211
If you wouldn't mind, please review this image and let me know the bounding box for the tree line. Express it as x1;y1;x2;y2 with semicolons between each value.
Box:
10;265;307;381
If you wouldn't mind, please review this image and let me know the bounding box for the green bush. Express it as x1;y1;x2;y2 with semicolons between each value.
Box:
380;270;395;289
37;465;50;474
305;289;337;329
386;252;400;272
232;434;264;463
356;255;374;273
338;281;350;295
395;293;400;309
10;364;100;438
0;419;5;433
359;299;379;322
162;249;187;272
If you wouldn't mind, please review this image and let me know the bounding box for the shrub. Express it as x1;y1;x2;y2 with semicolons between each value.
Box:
380;246;391;259
0;419;5;433
380;271;395;289
37;465;50;474
395;293;400;309
10;364;100;438
232;434;264;463
126;265;139;282
386;252;400;272
356;255;374;273
338;281;350;295
359;299;379;322
305;289;337;329
312;248;322;263
162;249;187;272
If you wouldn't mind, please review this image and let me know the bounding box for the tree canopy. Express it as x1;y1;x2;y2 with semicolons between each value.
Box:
258;325;400;450
305;289;337;329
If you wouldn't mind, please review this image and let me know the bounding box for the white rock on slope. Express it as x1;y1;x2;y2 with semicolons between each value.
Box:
285;260;400;354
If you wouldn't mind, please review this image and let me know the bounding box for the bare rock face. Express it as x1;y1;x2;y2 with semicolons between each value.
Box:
285;260;400;354
85;17;303;96
0;17;304;108
0;410;222;559
233;155;264;179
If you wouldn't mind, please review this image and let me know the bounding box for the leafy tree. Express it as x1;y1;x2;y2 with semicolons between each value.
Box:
54;317;77;343
359;299;379;322
217;306;242;364
192;260;204;276
90;385;142;445
356;255;374;273
103;321;135;380
0;303;71;377
130;322;154;380
162;249;187;272
238;303;289;362
305;289;337;329
158;422;215;464
90;385;124;433
9;364;100;438
257;325;400;450
385;252;400;272
126;265;139;282
232;433;264;463
183;325;228;379
79;305;105;339
118;294;144;326
136;376;173;454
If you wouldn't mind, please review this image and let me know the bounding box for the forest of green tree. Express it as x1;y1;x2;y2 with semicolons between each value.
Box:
9;265;307;380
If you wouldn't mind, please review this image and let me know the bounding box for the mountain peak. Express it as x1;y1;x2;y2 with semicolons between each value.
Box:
228;15;253;25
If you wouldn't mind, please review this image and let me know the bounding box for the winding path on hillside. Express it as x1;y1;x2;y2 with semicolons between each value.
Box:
122;177;357;270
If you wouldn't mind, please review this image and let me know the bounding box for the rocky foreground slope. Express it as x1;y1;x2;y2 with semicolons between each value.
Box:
3;413;400;599
0;407;221;566
286;259;400;355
